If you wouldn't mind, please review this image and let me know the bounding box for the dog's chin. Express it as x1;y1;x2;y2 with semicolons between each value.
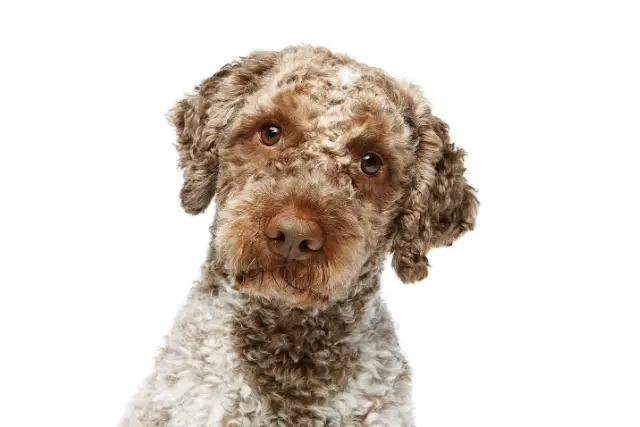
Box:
228;262;355;309
234;274;330;308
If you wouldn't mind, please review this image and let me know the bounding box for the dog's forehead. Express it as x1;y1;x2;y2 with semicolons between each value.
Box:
267;57;389;108
246;56;409;152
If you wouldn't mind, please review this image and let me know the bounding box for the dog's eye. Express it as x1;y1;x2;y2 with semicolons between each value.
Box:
260;125;282;146
360;152;383;176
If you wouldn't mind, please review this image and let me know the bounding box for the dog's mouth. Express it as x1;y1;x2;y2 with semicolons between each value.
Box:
230;261;333;305
233;263;332;307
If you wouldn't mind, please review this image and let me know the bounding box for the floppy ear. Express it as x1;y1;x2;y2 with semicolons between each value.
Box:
168;51;278;214
391;85;479;283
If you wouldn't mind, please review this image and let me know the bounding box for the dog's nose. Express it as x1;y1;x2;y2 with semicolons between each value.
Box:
264;211;325;260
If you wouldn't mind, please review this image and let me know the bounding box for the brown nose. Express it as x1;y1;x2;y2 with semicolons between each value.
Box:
264;211;325;260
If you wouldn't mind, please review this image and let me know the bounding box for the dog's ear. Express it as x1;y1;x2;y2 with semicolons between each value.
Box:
168;51;278;214
391;85;479;283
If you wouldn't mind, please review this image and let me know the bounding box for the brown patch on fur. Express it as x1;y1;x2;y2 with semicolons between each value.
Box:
229;278;379;424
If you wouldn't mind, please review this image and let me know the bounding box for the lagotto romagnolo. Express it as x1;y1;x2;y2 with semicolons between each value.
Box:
121;45;478;427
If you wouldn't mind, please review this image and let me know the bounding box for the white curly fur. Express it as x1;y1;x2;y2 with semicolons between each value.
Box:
121;260;414;426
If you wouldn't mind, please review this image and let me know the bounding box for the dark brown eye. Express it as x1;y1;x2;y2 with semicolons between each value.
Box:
360;152;383;176
260;124;282;146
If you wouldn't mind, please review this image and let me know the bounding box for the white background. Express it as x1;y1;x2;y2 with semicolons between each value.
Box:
1;1;639;426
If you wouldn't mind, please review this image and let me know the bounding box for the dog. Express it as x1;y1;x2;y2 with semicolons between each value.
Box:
121;45;478;427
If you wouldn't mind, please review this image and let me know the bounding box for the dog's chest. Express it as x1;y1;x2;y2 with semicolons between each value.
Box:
122;286;412;427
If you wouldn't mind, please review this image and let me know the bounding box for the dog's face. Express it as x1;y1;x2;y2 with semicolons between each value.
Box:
170;46;478;307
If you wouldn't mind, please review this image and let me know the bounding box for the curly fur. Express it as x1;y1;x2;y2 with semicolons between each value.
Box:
121;45;478;426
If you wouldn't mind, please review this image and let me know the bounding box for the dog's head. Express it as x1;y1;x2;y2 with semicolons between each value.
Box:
169;46;478;307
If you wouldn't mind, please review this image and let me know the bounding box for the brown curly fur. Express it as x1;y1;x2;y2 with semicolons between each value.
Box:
122;45;478;426
171;46;477;293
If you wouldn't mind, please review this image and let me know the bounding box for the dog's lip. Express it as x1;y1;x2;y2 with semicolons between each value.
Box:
234;263;306;280
236;255;323;272
233;266;325;291
232;269;331;308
